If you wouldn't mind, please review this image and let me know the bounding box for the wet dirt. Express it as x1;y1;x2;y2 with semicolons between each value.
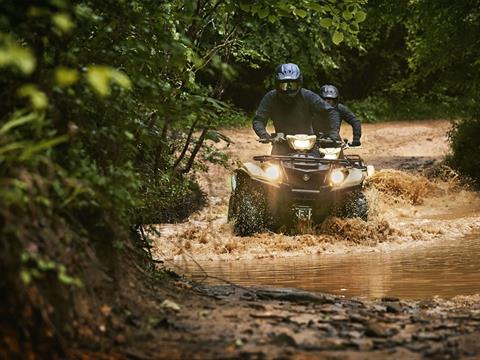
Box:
152;120;480;260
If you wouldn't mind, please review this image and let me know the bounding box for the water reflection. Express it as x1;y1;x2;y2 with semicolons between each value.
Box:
175;232;480;300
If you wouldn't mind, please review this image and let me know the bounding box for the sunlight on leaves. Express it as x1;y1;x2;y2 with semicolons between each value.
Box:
332;31;344;45
355;11;367;23
0;38;36;75
17;84;48;110
55;66;79;87
86;65;132;96
52;12;75;33
320;18;332;28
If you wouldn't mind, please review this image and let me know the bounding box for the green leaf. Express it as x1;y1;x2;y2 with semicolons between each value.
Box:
305;3;324;12
294;8;308;18
0;142;26;156
342;11;353;21
349;22;360;32
205;130;221;142
52;12;75;33
320;18;332;28
17;84;48;110
110;69;132;90
86;66;132;96
258;7;269;19
0;40;36;75
20;270;31;285
355;11;367;23
239;2;250;12
332;31;344;45
86;66;111;96
0;112;38;135
20;135;68;160
58;271;83;287
55;66;79;87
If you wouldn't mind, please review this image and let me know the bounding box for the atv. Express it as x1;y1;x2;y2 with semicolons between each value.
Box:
227;133;375;236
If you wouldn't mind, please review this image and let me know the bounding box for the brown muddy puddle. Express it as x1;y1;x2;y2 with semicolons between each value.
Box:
174;231;480;300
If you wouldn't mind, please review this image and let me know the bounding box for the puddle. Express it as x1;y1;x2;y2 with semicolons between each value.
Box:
174;232;480;300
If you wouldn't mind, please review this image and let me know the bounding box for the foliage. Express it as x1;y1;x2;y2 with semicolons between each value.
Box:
348;95;462;123
447;117;480;185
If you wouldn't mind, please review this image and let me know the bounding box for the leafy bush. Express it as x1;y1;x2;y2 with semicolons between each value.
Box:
448;116;480;184
348;95;462;122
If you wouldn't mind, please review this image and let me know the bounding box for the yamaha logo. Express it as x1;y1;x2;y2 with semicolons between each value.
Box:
303;174;310;181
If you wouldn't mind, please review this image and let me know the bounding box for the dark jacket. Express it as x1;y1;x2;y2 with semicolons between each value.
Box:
315;103;361;142
252;89;341;141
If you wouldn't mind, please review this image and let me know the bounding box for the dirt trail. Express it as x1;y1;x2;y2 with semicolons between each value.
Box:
152;120;480;262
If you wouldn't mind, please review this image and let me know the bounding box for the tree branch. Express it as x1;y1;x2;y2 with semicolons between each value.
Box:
181;124;209;174
153;115;171;176
172;119;199;170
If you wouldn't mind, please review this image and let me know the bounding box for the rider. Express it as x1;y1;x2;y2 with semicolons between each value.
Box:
252;63;341;155
318;84;362;147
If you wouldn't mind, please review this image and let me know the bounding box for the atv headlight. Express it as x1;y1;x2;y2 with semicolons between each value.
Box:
286;135;317;151
264;164;282;182
330;169;345;185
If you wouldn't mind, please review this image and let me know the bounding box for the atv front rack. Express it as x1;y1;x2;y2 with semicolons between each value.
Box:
253;155;367;169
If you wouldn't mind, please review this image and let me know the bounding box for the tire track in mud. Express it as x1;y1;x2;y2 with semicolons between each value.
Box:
151;120;480;262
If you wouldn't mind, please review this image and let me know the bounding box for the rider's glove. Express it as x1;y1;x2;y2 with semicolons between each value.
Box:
349;140;361;147
258;134;271;143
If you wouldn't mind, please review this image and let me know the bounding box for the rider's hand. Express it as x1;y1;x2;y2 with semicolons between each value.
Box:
258;135;271;143
348;140;361;147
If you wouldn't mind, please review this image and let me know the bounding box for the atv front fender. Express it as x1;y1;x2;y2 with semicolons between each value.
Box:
331;168;366;191
231;162;281;191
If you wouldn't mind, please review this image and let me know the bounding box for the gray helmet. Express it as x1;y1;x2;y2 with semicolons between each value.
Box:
320;84;339;106
275;63;303;98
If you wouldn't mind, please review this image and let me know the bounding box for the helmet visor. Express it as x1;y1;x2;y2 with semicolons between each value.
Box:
278;81;301;91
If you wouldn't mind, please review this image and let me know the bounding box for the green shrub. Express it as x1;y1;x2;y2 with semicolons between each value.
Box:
447;116;480;184
348;95;463;122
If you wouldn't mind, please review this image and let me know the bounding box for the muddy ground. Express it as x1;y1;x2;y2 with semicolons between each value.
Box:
100;119;480;360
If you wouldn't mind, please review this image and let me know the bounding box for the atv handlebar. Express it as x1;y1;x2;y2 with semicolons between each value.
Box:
257;133;349;148
257;133;286;144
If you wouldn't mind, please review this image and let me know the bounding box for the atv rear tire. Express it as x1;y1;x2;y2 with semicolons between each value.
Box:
339;191;368;221
228;177;271;236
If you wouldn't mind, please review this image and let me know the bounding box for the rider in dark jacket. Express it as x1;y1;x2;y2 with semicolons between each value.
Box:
252;63;341;155
317;84;362;146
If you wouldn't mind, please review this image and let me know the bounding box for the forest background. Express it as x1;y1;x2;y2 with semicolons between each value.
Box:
1;0;479;355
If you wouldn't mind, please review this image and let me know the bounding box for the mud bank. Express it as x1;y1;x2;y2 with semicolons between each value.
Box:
73;278;480;359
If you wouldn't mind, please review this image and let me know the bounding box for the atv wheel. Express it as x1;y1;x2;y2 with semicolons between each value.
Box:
228;177;271;236
339;191;368;221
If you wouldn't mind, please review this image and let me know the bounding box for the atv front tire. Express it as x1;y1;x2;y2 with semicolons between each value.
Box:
339;190;368;221
228;177;271;236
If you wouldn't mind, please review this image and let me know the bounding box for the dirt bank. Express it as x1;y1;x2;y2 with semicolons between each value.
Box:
152;120;480;262
65;279;480;360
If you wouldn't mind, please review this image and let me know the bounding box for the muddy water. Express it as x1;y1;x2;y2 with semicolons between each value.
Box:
175;231;480;300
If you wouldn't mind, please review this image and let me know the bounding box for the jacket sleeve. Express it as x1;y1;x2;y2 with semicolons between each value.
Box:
338;104;361;141
310;95;341;141
252;92;273;139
